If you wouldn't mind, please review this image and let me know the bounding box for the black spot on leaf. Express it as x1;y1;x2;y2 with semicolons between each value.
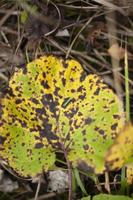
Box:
30;98;39;104
35;143;44;149
15;99;22;104
41;80;50;89
113;114;120;119
80;71;87;82
83;144;89;150
85;117;94;125
111;123;118;130
0;135;6;145
93;87;100;95
62;78;66;86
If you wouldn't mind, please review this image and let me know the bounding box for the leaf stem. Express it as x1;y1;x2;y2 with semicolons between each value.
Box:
62;146;72;200
65;152;72;200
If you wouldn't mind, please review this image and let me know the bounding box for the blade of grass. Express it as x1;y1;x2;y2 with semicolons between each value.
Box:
119;166;127;195
73;167;88;196
120;43;130;195
124;45;130;122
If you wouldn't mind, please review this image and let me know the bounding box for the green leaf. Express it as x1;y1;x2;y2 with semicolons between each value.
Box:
20;5;38;24
92;194;133;200
20;10;28;24
0;55;124;177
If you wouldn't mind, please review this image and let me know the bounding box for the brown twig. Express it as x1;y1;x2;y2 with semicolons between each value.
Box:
0;5;16;28
29;192;56;200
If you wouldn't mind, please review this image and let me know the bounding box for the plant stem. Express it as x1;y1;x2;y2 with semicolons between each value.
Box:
63;148;72;200
66;153;72;200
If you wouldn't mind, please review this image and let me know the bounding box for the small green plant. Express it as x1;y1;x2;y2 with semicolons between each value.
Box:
20;4;38;24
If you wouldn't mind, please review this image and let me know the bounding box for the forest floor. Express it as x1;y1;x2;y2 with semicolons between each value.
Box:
0;1;133;200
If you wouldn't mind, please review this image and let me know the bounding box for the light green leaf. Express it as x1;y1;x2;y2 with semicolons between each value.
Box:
92;194;133;200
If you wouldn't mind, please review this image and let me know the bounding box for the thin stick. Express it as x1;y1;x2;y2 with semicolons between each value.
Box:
34;176;42;200
105;9;124;113
105;172;111;193
0;5;16;27
66;11;99;59
29;192;56;200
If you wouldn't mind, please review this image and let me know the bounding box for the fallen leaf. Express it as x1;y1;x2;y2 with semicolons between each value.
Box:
108;43;133;60
0;55;124;177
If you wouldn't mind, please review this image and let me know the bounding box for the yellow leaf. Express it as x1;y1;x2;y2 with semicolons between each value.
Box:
105;123;133;178
126;163;133;184
108;43;133;60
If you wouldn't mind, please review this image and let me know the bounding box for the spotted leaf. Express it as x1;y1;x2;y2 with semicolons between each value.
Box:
126;163;133;184
0;55;124;177
105;124;133;169
105;123;133;183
